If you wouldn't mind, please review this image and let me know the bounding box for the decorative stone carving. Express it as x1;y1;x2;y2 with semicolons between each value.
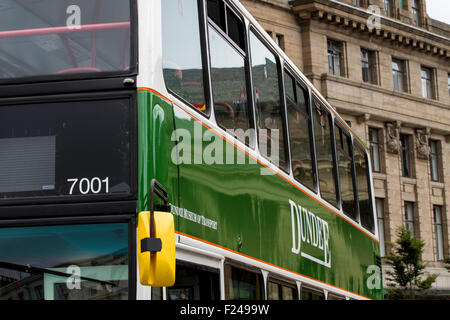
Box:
415;128;431;159
385;121;400;154
357;113;371;124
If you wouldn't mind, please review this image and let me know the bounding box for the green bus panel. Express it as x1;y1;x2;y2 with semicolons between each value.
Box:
137;90;383;300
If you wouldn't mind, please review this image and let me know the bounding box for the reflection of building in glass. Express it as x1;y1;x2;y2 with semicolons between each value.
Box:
0;250;128;300
241;0;450;297
0;223;129;300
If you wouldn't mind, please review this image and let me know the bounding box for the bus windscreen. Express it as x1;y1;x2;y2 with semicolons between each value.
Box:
0;0;131;80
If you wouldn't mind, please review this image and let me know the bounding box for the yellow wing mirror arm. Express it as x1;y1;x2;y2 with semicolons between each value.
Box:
138;179;176;287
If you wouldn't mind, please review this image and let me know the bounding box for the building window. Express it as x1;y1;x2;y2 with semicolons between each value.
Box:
421;66;434;99
361;49;377;84
383;0;393;17
392;58;406;92
328;39;344;77
433;206;444;261
429;139;440;181
404;202;415;234
376;198;386;257
400;134;412;177
447;74;450;98
411;0;421;26
354;0;367;7
275;34;285;51
369;128;381;172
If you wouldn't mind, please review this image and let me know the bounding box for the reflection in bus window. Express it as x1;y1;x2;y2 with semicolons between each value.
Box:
226;7;245;50
354;143;374;232
151;287;163;300
162;0;206;112
328;293;346;300
313;100;337;206
0;223;129;300
285;72;315;191
0;99;131;200
207;0;226;31
207;0;245;50
335;125;356;220
209;25;250;139
268;281;298;300
250;32;287;170
301;287;325;300
225;265;263;300
0;0;131;79
168;261;220;300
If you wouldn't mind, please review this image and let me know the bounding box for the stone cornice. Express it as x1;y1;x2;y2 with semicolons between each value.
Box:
291;0;450;59
319;72;450;112
312;73;450;135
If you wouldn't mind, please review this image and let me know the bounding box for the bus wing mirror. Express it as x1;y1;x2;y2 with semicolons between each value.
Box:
137;210;175;287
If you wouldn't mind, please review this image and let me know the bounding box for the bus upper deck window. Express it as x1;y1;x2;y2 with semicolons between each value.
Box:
0;0;131;80
162;0;207;113
353;143;374;232
207;0;245;51
250;31;287;171
313;99;338;207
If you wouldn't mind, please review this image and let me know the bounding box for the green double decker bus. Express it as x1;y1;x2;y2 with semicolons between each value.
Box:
0;0;382;300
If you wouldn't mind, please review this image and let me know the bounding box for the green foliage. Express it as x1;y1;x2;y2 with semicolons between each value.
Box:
385;227;437;299
444;256;450;272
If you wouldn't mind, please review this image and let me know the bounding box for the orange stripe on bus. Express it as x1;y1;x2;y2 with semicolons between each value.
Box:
137;87;378;242
175;230;371;300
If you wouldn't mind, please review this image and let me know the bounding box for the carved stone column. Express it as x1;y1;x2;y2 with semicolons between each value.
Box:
385;121;400;154
415;128;431;160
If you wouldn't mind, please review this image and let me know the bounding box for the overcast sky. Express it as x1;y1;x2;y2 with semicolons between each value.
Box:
425;0;450;25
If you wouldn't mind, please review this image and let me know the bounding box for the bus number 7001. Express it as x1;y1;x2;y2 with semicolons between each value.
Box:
67;177;110;195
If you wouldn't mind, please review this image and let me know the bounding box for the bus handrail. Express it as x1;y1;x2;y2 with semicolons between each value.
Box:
0;22;130;39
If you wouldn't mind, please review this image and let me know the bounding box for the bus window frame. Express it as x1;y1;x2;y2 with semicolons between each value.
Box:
167;259;221;300
0;214;137;300
0;90;138;207
0;0;138;95
281;64;318;194
311;96;340;209
266;274;299;300
334;121;357;220
207;0;246;55
223;260;265;300
206;3;256;147
352;139;376;234
300;285;325;300
247;25;290;173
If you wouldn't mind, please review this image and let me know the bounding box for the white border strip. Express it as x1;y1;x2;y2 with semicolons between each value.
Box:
177;233;369;300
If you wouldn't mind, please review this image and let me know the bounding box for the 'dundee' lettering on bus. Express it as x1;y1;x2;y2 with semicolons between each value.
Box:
289;199;331;268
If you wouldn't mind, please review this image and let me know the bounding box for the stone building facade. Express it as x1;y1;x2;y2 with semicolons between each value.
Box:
241;0;450;296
